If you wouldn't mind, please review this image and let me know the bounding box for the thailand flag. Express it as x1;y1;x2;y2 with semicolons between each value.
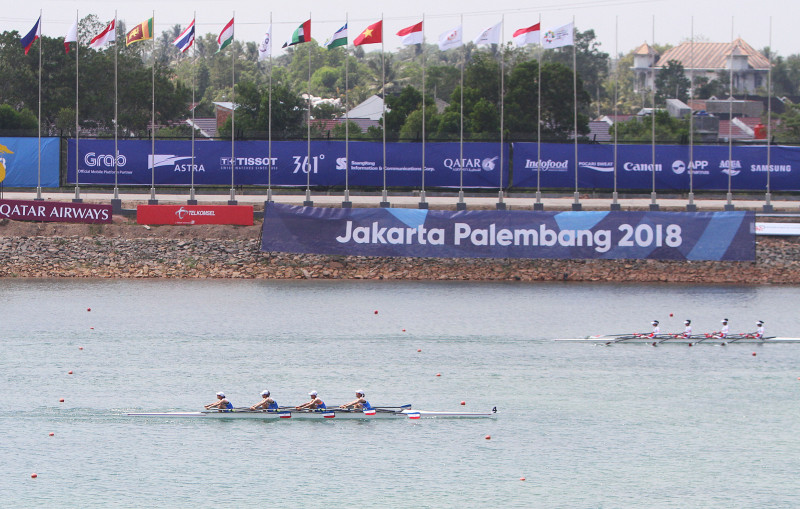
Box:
322;412;336;418
21;17;41;55
173;20;195;53
363;409;376;416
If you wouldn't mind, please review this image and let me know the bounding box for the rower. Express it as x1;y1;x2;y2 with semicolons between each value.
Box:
340;390;373;410
648;320;660;338
715;318;730;338
682;319;692;338
753;320;765;339
205;392;233;411
296;391;326;410
250;390;278;411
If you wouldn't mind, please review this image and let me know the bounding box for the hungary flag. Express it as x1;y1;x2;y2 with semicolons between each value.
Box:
283;19;311;48
217;18;234;52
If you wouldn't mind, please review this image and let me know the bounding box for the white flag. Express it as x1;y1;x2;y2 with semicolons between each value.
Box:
542;22;574;49
258;25;272;61
64;19;78;53
473;22;501;46
438;25;462;51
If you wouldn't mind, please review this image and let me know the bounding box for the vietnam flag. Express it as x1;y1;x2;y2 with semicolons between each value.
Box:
126;18;154;46
353;20;381;46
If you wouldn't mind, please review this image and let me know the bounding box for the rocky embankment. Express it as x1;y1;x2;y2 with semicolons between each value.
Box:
1;218;799;283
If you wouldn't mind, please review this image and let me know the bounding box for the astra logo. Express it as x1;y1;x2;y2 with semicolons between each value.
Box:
481;157;499;172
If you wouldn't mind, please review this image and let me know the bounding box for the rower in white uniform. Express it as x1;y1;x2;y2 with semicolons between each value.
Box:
713;318;730;338
682;319;693;338
205;392;233;411
648;320;660;338
340;390;373;410
752;320;765;339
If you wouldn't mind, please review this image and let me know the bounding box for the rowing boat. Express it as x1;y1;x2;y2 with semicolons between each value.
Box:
554;335;800;344
127;406;498;420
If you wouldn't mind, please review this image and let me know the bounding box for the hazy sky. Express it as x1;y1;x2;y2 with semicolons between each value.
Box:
6;0;794;57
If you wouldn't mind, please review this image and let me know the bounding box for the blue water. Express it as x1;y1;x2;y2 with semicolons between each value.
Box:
1;280;799;507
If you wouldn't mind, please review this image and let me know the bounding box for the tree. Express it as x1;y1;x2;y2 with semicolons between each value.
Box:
776;102;800;143
544;27;609;110
611;110;689;142
384;86;423;139
654;60;691;104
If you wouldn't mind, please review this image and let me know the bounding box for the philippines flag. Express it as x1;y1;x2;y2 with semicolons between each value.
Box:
513;23;540;47
396;21;423;46
21;16;41;55
173;19;195;53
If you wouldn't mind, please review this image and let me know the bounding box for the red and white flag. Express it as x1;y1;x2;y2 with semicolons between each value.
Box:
397;21;423;46
64;19;78;53
322;412;336;418
513;23;540;47
89;20;116;49
363;409;376;416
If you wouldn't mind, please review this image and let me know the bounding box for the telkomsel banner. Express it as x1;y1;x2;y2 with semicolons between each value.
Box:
0;138;59;188
513;142;800;191
0;199;112;223
66;139;508;189
137;205;253;225
261;203;755;261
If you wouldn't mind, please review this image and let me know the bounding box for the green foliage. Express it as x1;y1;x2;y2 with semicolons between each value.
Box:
611;110;689;142
654;60;691;104
775;103;800;143
0;104;37;135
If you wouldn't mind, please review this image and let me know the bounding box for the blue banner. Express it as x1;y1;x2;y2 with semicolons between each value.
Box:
512;142;800;191
0;137;59;188
261;204;755;261
66;139;509;189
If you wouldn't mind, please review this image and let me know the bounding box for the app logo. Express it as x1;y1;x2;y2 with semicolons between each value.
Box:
672;160;686;175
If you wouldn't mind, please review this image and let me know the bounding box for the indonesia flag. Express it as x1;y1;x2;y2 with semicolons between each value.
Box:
513;23;540;47
173;19;195;53
396;21;423;46
89;20;116;49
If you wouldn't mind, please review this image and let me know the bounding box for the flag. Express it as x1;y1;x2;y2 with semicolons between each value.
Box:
324;23;347;49
354;20;382;46
126;18;153;46
173;19;195;53
473;22;501;46
542;22;573;49
513;23;540;47
397;21;423;45
217;18;234;52
89;20;116;49
20;16;41;55
282;19;311;48
438;25;462;51
64;19;78;53
257;25;272;60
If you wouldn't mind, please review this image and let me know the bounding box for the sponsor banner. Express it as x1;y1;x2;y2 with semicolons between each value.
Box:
754;222;800;236
261;203;755;261
0;138;59;188
0;199;112;223
512;142;800;191
137;205;253;225
67;139;509;189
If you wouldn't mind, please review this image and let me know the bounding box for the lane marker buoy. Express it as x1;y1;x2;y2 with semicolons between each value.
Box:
59;398;64;403
436;373;441;377
485;435;491;440
31;473;37;479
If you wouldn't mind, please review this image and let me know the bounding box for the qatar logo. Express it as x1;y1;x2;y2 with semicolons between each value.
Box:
672;160;686;175
481;157;498;172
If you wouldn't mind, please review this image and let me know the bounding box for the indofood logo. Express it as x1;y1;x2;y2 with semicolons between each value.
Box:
524;159;568;172
0;143;14;182
720;159;742;176
150;154;205;172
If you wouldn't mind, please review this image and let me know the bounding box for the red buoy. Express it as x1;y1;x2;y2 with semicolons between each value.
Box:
520;477;526;481
669;313;673;317
59;398;64;403
48;432;54;437
402;329;406;332
68;371;73;375
417;349;421;352
485;435;491;440
460;401;466;405
374;310;378;315
752;352;757;356
78;347;83;350
436;373;441;377
31;473;37;479
87;308;91;312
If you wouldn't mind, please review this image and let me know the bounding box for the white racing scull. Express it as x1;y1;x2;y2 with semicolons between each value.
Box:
554;335;800;345
128;406;498;420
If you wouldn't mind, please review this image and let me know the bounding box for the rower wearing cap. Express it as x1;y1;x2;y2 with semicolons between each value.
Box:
682;320;693;338
250;390;278;411
648;320;660;338
717;318;730;338
340;390;373;410
753;320;765;339
205;392;233;411
296;391;326;410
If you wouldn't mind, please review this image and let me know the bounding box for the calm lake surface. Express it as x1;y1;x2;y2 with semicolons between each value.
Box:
2;279;799;508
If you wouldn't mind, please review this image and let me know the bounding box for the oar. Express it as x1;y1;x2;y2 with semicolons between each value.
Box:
605;334;642;345
372;404;412;410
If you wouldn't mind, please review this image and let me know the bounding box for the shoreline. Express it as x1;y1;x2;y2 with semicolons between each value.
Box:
1;218;799;283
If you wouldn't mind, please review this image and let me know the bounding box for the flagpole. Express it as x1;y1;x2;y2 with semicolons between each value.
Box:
764;16;773;212
457;14;466;211
496;15;506;210
571;15;581;210
380;13;390;208
73;10;82;203
304;11;313;207
113;11;120;207
649;15;658;211
189;13;197;205
229;11;237;205
535;14;543;210
36;9;42;201
149;10;158;204
343;13;352;208
611;15;620;211
419;14;428;209
687;16;696;211
725;16;734;211
267;12;273;204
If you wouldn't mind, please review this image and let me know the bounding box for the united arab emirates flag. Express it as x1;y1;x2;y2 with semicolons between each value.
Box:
283;19;311;48
217;18;234;52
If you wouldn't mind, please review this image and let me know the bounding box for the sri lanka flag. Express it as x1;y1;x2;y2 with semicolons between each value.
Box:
21;16;41;55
